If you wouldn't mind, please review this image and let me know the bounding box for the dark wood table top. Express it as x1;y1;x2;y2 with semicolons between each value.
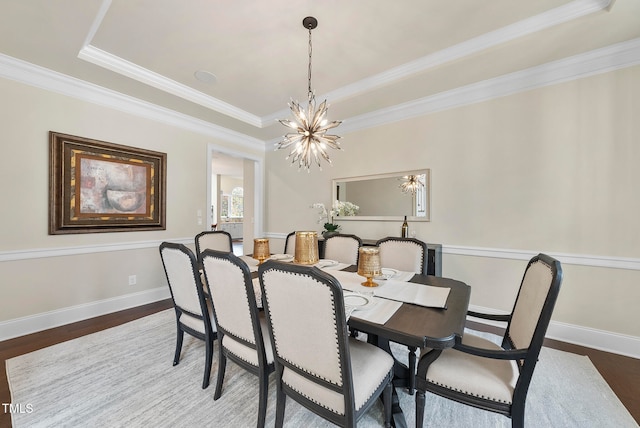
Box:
252;263;470;350
341;265;471;350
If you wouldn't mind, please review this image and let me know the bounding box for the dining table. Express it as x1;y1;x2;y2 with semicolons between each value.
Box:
243;255;471;428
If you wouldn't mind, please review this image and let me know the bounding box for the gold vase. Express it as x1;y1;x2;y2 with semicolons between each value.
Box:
294;231;319;265
357;247;382;287
253;238;270;264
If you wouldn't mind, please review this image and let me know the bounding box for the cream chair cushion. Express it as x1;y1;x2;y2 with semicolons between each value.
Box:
221;314;274;366
282;338;393;415
424;333;519;404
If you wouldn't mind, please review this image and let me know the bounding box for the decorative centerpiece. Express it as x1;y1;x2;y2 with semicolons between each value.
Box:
357;247;382;287
294;231;319;265
311;201;359;238
252;238;270;264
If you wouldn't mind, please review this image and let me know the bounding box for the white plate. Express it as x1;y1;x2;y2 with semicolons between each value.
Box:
377;268;399;280
343;292;375;310
316;259;338;268
270;254;293;261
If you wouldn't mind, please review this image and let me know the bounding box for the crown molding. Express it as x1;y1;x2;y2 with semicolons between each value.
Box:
336;36;640;136
262;0;614;124
83;0;613;127
4;34;638;152
0;53;265;150
77;44;263;128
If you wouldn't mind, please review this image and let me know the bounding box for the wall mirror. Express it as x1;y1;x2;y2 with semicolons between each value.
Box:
332;169;430;222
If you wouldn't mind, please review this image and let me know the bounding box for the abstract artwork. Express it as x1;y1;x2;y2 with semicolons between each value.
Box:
49;132;166;234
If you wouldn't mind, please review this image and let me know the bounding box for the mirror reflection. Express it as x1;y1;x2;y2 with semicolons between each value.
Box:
332;169;430;221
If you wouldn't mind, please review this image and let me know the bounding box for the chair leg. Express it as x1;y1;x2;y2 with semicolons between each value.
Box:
213;351;227;400
274;381;286;428
173;328;184;366
383;380;392;428
256;369;269;428
415;390;426;428
511;402;525;428
407;346;417;395
202;335;214;389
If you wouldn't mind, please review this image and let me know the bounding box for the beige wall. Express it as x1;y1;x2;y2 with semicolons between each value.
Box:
265;65;640;339
0;78;263;323
1;59;638;352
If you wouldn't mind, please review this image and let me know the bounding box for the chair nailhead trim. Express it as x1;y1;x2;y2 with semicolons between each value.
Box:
263;269;343;387
427;380;512;405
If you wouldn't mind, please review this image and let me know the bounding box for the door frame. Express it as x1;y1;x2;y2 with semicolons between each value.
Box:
206;143;264;239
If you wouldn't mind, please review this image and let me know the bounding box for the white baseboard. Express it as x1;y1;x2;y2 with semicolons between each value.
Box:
2;289;638;359
0;286;171;342
468;304;640;359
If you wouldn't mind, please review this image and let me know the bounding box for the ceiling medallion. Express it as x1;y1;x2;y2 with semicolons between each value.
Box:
277;16;342;172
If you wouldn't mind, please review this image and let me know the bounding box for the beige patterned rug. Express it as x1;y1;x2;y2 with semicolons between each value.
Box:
6;309;638;427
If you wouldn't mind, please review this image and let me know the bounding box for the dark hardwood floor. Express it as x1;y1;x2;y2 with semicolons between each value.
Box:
1;301;638;427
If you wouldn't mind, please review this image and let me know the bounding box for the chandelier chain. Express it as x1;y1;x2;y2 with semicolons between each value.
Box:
307;25;313;100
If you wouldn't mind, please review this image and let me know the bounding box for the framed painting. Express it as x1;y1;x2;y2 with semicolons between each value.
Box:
49;132;167;234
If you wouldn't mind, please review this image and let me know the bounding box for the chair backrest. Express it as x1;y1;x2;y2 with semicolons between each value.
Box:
258;261;357;417
506;253;563;352
200;249;269;367
283;231;296;256
159;242;213;335
323;234;362;265
195;230;233;257
505;253;562;397
376;237;427;274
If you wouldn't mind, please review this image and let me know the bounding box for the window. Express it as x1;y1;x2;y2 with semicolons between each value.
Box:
222;187;243;218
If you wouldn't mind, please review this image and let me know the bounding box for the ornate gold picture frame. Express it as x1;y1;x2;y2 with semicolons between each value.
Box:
49;132;166;234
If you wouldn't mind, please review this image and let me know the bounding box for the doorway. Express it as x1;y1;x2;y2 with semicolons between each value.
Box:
208;145;263;256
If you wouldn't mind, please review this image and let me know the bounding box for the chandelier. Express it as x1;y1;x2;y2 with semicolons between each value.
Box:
277;16;342;172
399;175;425;195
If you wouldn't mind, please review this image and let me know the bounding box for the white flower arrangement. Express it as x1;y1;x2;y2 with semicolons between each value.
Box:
311;201;359;233
332;200;359;217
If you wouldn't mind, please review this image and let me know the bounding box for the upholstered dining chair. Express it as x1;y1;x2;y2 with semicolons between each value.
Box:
283;231;296;256
376;237;427;275
195;230;233;258
159;242;217;389
375;236;428;394
323;234;363;265
258;261;394;428
414;253;563;428
200;250;275;428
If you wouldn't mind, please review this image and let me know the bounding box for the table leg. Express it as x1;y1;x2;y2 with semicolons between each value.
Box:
407;346;417;395
369;334;410;428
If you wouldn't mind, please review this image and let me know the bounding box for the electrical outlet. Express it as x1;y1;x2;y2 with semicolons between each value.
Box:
128;275;137;286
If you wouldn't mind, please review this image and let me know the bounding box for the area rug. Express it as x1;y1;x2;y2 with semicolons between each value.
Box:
6;310;638;427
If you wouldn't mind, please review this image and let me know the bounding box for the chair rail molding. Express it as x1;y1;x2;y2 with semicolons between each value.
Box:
443;244;640;271
0;238;193;262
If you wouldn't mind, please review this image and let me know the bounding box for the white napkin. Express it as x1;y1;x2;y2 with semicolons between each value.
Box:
374;279;450;308
380;270;415;282
240;255;259;272
318;262;351;271
350;297;402;324
329;270;450;308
